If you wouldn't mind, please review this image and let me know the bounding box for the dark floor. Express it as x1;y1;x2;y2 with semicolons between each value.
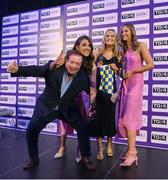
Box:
0;128;168;179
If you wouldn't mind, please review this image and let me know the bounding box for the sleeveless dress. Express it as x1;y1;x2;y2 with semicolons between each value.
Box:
94;54;120;137
118;49;144;138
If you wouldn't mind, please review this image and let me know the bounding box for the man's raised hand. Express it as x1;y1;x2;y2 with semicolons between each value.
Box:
7;60;18;73
50;50;65;69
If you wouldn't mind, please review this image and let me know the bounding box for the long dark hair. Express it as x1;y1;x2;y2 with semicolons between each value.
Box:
119;23;139;54
72;35;94;74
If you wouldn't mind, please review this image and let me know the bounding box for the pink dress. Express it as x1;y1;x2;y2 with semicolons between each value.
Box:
58;91;89;136
59;120;74;136
118;49;144;138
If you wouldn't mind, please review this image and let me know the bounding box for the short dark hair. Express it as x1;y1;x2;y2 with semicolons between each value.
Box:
65;50;83;61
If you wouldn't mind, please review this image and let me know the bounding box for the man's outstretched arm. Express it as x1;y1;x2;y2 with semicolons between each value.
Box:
7;60;52;77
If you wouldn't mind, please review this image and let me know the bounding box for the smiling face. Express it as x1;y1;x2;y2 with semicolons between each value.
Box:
75;39;91;57
65;54;83;75
120;24;138;53
104;30;116;46
121;26;132;42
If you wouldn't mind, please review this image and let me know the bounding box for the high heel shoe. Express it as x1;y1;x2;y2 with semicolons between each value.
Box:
96;138;104;160
120;152;138;167
120;153;128;160
120;149;137;160
106;142;113;157
75;145;81;163
54;148;66;159
97;151;104;160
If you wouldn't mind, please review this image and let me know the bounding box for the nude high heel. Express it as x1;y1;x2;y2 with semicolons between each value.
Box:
75;145;81;163
54;147;66;159
106;138;113;157
97;138;104;160
120;149;137;160
120;151;138;167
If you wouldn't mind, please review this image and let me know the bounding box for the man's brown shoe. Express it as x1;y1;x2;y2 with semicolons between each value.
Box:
23;159;39;170
81;157;95;171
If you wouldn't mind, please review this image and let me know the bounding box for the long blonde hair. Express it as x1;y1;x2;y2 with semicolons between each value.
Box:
100;29;119;57
119;23;139;54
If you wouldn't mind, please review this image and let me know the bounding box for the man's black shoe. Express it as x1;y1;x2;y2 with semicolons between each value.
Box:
23;159;39;170
81;157;95;171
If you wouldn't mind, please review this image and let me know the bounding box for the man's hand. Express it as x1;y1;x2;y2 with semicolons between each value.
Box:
7;60;18;73
55;50;65;67
50;50;65;69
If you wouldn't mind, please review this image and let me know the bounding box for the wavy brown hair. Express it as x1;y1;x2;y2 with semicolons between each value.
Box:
119;23;139;54
72;35;94;74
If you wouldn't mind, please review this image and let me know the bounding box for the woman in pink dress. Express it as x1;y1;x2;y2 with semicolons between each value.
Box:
118;23;154;167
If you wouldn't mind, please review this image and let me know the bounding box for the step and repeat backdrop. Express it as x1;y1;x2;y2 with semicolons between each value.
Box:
0;0;168;149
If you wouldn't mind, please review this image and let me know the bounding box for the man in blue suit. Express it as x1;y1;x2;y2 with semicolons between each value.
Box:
7;50;95;170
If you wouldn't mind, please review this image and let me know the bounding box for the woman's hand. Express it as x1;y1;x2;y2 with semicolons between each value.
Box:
110;63;119;71
97;60;103;67
87;100;96;120
93;48;101;61
90;87;96;104
110;92;119;103
7;60;18;73
123;70;135;79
